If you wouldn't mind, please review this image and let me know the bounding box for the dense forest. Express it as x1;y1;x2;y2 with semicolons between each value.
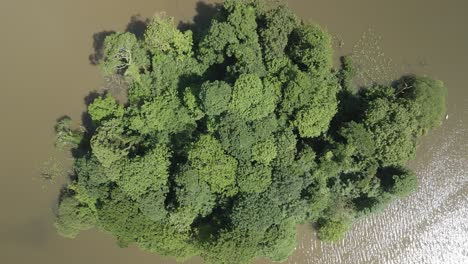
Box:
53;0;447;263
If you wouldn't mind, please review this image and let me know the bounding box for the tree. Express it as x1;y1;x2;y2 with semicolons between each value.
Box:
54;116;83;149
390;169;418;198
229;74;279;121
54;196;96;238
144;14;193;59
100;32;149;79
118;144;171;199
170;166;216;231
287;24;333;76
379;166;418;198
317;218;351;242
237;164;272;193
260;219;297;262
128;94;196;134
88;95;124;123
198;0;265;77
251;138;277;164
398;76;447;134
90;119;135;168
259;5;300;64
199;81;232;116
339;121;375;158
294;98;336;138
187;135;238;195
53;1;446;263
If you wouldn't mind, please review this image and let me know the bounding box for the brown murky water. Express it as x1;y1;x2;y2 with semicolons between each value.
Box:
0;0;466;263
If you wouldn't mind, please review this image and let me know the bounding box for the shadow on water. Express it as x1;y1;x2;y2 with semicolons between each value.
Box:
88;1;221;66
51;92;101;206
125;15;149;40
55;1;224;205
88;31;115;65
54;91;101;163
178;1;222;41
80;91;101;135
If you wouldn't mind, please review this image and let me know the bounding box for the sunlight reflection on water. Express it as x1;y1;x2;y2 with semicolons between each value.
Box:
288;121;468;264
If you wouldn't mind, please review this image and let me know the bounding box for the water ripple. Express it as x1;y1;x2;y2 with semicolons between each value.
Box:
285;121;468;264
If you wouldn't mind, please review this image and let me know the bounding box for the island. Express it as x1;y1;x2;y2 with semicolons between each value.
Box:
53;1;447;263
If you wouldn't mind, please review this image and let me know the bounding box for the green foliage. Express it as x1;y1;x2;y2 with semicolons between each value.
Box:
287;24;332;75
53;1;446;263
90;119;134;168
259;5;299;63
183;87;205;120
138;222;200;261
279;67;338;138
198;0;265;77
229;74;279;121
54;196;96;238
128;94;196;134
54;116;83;149
358;81;447;166
398;76;447;134
294;98;336;138
100;32;149;79
88;95;124;123
118;144;171;199
391;169;418;198
316;198;355;242
251;138;277;164
171;167;216;231
338;55;357;92
144;15;193;58
199;81;232;116
187;135;238;195
237;164;272;193
317;218;351;242
260;219;297;262
379;166;418;198
202;228;262;264
339;121;375;158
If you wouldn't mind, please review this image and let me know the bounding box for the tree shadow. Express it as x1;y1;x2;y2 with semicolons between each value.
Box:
77;2;224;158
125;15;149;39
377;166;402;191
54;184;75;210
53;1;227;227
178;1;222;42
81;90;102;131
66;91;102;158
88;2;221;66
89;31;115;65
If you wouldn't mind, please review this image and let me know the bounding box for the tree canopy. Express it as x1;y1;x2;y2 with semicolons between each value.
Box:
53;1;447;263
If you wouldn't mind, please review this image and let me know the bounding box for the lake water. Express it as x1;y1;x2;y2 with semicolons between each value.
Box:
0;0;466;263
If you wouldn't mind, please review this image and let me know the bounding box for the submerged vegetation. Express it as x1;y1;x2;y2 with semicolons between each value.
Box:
53;1;446;263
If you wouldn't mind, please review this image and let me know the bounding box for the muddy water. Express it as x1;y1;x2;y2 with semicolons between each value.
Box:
0;0;466;263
